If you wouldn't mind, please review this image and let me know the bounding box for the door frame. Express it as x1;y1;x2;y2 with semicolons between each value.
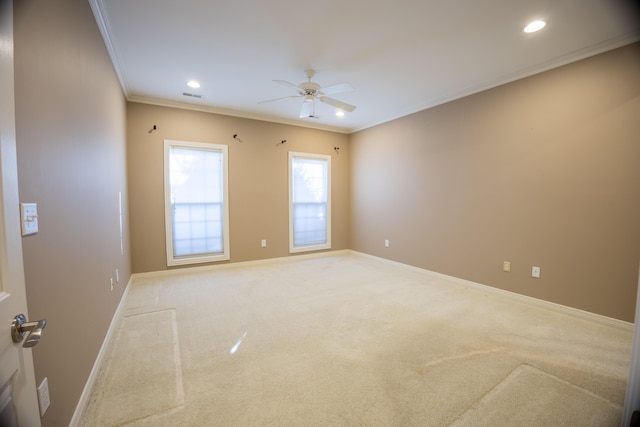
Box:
0;0;41;425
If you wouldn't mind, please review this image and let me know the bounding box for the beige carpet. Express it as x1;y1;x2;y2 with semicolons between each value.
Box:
80;253;632;426
90;310;185;425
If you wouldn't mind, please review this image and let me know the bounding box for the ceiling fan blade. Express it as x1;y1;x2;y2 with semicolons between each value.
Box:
258;95;301;104
318;96;356;112
300;98;314;118
319;82;353;95
274;79;302;92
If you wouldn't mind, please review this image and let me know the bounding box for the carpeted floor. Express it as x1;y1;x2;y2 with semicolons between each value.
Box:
80;252;632;426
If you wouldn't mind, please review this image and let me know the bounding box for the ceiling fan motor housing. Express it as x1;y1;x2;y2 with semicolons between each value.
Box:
258;69;356;116
300;81;321;95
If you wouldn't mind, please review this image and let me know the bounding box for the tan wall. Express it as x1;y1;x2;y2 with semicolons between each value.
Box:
9;3;639;424
14;0;131;425
127;102;350;273
350;43;640;322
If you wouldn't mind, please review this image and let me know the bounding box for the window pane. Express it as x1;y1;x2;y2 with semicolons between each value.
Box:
292;158;328;203
290;154;330;251
169;146;225;258
293;203;326;245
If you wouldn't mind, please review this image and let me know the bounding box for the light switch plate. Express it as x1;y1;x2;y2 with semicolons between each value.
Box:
20;203;38;236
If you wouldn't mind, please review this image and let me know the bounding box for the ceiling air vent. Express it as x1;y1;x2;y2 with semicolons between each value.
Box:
182;92;202;98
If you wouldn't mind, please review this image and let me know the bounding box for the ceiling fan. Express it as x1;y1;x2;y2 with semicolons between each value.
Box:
259;69;356;118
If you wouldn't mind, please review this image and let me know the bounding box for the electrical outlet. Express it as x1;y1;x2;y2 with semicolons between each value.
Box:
503;261;511;272
261;239;267;248
384;239;390;248
20;203;39;236
37;377;50;417
532;266;541;278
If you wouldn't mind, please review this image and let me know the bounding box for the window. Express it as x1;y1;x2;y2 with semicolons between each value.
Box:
289;152;331;253
164;140;229;265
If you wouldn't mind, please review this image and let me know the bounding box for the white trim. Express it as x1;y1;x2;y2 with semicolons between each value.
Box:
124;38;639;136
127;95;352;134
133;249;631;331
133;249;349;281
164;140;230;266
347;250;633;332
349;35;640;133
69;278;132;427
88;0;131;98
288;151;332;254
70;249;632;425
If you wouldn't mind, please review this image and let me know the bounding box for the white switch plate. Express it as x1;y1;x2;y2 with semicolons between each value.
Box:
384;239;390;247
20;203;38;235
532;266;541;278
261;239;267;247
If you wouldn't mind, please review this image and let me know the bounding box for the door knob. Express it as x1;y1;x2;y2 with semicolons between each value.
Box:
11;313;47;348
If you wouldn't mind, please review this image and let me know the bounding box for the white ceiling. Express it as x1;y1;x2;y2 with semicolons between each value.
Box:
90;0;639;134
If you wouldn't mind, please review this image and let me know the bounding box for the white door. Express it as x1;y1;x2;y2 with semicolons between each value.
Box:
0;0;42;426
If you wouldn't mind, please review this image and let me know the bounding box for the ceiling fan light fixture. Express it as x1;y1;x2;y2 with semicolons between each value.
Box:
524;20;546;33
260;70;357;119
187;80;201;88
336;111;345;117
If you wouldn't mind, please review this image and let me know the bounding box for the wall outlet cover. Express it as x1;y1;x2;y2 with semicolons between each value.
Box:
37;377;50;417
532;266;541;278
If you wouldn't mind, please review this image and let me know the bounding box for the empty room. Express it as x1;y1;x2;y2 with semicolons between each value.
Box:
3;0;640;426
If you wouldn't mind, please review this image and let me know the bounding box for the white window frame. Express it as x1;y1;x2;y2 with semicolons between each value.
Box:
164;139;230;266
288;151;331;253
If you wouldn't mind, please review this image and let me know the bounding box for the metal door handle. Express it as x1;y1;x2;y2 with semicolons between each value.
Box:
11;314;47;348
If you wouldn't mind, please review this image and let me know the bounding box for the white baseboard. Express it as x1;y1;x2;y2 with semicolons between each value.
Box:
67;249;632;425
69;250;349;424
134;248;630;330
132;249;351;281
347;250;633;332
134;249;631;331
69;277;132;427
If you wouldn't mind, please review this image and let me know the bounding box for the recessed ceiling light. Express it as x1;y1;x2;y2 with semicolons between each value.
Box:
187;80;201;88
524;20;546;33
336;111;345;117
